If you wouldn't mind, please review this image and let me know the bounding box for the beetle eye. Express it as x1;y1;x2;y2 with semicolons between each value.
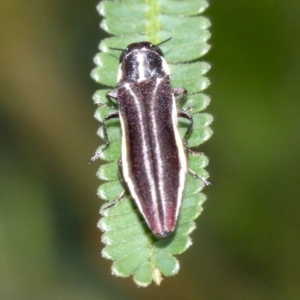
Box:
153;45;164;57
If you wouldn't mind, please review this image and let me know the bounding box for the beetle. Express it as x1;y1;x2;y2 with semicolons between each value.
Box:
94;41;197;237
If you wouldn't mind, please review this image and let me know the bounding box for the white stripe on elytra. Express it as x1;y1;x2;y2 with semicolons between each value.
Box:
150;78;186;228
171;94;187;220
120;83;161;230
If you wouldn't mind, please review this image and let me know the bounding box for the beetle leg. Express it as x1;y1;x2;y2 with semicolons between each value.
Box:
178;110;211;186
89;111;119;162
178;110;193;140
100;190;126;211
173;87;187;107
107;91;119;107
188;167;211;186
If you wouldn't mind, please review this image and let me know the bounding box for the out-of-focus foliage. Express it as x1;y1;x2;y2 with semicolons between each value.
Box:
0;1;300;299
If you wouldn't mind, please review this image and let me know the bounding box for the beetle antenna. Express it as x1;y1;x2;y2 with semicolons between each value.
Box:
156;37;172;47
109;47;124;51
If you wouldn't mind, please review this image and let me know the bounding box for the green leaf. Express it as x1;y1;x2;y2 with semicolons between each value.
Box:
159;0;208;16
152;252;179;276
92;0;213;287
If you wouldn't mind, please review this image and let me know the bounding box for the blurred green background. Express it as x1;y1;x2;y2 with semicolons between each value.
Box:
1;1;300;299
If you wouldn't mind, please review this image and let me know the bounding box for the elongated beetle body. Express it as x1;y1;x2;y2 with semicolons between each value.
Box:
101;42;194;237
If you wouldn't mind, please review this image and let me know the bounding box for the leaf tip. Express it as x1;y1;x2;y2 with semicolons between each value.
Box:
102;248;113;260
200;77;210;91
97;218;109;232
172;261;180;275
97;187;107;201
111;265;125;277
199;1;209;14
100;19;109;32
96;2;105;17
91;68;101;82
